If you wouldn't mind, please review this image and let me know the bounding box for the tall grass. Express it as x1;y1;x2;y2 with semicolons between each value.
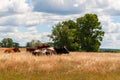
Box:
0;51;120;80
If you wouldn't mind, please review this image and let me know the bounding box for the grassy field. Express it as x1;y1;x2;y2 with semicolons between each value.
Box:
0;48;120;80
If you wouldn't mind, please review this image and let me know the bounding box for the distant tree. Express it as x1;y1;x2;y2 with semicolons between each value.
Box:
77;14;104;52
0;42;2;47
26;40;41;48
1;38;14;47
35;40;41;47
31;40;35;48
26;42;31;47
13;42;19;48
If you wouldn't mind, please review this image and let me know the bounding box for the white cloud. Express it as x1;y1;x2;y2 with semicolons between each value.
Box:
0;0;120;49
0;0;32;17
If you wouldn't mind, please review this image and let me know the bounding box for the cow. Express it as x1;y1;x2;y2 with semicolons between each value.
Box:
26;47;36;53
13;48;20;52
37;44;50;49
54;46;69;54
32;49;43;56
46;47;57;55
32;48;55;56
27;44;70;56
45;48;55;55
31;43;53;56
4;48;20;53
4;48;14;53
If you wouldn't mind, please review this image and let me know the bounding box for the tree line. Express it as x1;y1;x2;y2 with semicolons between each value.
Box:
0;38;42;48
0;38;19;48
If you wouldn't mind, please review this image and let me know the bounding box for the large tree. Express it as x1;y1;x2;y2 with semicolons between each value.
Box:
50;20;80;51
50;14;104;51
77;14;104;51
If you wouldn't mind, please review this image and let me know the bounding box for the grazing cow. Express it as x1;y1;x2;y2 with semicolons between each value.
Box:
32;48;54;56
46;48;57;55
4;48;14;53
32;49;43;56
26;48;36;53
4;48;20;53
13;48;20;52
54;47;69;54
44;48;53;55
37;44;50;49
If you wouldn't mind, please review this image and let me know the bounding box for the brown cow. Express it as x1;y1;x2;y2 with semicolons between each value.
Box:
13;48;20;52
4;48;20;53
53;47;69;54
26;47;36;52
37;44;50;49
4;48;14;53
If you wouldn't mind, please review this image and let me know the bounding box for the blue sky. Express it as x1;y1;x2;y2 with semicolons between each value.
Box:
0;0;120;49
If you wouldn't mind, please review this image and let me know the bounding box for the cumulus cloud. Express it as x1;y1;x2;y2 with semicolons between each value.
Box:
0;0;120;48
31;0;120;16
99;15;120;49
32;0;85;15
0;26;18;33
0;0;32;17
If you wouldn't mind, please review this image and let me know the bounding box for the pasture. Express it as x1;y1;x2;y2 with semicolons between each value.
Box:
0;48;120;80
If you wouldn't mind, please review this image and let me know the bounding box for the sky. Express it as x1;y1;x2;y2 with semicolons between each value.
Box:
0;0;120;49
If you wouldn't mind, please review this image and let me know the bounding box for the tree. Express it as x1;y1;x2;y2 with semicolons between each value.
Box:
26;40;41;48
50;20;80;51
31;40;35;48
77;14;104;51
13;42;19;48
1;38;14;47
26;42;31;47
50;13;104;52
35;40;41;47
0;42;2;47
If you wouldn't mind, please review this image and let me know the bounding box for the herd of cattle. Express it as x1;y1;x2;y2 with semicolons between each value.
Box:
3;44;69;56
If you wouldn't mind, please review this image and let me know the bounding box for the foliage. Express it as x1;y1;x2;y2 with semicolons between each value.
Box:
26;40;41;48
13;42;20;48
0;38;19;48
50;20;80;51
50;13;104;52
77;14;104;51
100;48;120;53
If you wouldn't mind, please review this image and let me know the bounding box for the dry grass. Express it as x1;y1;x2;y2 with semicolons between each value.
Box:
0;49;120;80
0;51;120;73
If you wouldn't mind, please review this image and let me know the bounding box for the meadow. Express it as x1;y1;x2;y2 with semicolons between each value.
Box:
0;48;120;80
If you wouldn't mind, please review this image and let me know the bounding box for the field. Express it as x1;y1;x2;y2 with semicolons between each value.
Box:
0;48;120;80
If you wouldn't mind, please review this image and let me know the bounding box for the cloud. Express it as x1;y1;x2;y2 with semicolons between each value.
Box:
0;0;32;17
32;0;85;15
99;14;120;49
0;0;120;49
31;0;120;16
0;26;18;33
